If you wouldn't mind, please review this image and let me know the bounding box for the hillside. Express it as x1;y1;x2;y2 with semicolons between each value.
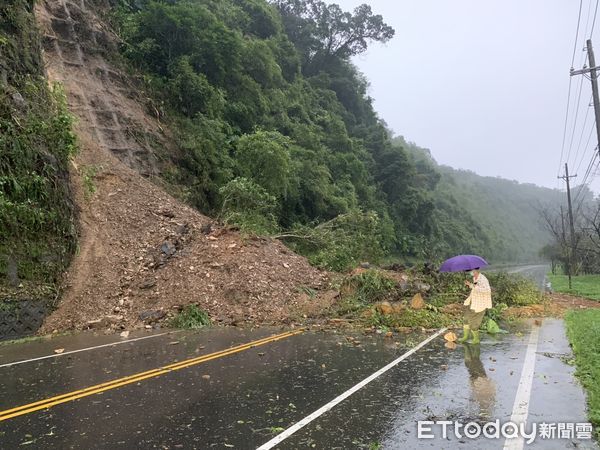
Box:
1;0;77;306
0;0;336;334
399;136;565;262
1;0;573;335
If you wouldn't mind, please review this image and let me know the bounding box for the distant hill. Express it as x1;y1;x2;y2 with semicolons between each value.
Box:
395;137;568;262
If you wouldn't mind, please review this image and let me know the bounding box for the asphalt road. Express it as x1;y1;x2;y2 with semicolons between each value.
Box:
0;319;596;449
503;265;550;291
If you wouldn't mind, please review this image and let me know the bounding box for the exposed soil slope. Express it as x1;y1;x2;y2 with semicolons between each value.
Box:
34;0;331;332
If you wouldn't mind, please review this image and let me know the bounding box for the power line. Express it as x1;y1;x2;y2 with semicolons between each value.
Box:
575;122;595;174
573;151;598;212
591;0;600;39
572;0;584;68
561;0;586;178
566;65;588;165
559;79;576;178
572;95;593;167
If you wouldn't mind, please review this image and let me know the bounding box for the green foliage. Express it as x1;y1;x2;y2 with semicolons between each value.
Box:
485;302;509;323
235;130;291;198
347;269;396;304
82;165;101;200
219;177;279;234
1;1;77;300
167;57;225;118
389;309;453;329
169;304;211;329
486;272;542;306
287;210;387;271
565;309;600;441
403;138;564;262
110;0;563;270
547;274;600;301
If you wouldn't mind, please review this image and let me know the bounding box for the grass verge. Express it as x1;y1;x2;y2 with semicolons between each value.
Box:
565;309;600;441
548;274;600;301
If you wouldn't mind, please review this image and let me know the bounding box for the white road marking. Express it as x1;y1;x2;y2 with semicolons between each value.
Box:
256;328;447;450
503;322;541;450
0;331;182;368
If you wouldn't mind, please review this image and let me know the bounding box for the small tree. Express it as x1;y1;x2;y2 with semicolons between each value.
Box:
219;177;278;234
235;130;291;198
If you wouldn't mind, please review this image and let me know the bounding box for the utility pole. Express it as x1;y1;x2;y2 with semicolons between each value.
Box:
558;164;578;289
570;39;600;160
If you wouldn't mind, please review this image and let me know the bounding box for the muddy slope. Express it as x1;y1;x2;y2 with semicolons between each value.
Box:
35;0;331;332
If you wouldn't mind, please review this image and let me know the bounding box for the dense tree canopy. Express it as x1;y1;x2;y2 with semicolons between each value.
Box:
109;0;563;268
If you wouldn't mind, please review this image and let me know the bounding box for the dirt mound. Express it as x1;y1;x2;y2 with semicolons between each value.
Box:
34;0;330;332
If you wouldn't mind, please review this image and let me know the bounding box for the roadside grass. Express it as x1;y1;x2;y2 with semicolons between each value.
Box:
565;309;600;442
548;274;600;301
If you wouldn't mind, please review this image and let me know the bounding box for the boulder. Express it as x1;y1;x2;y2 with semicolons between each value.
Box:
376;301;393;315
410;293;425;310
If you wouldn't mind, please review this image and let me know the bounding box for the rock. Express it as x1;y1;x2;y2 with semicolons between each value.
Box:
410;293;425;310
158;209;175;218
54;348;65;354
376;301;393;315
120;331;130;338
138;310;166;322
360;262;371;269
140;278;157;290
161;241;176;256
283;263;290;268
11;92;26;109
87;319;103;329
104;315;124;324
202;375;211;380
201;223;213;234
385;331;393;338
443;331;457;342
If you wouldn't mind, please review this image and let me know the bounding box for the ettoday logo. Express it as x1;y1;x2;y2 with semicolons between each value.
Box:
417;420;593;443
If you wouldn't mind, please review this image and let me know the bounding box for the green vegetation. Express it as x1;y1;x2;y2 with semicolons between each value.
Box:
82;165;102;200
547;274;600;301
346;270;396;305
565;309;600;441
370;307;454;329
336;268;543;329
106;0;561;269
486;272;543;306
1;0;77;303
402;138;564;262
169;304;211;329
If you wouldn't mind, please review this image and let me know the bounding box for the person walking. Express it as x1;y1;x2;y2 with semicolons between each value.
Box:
458;268;492;344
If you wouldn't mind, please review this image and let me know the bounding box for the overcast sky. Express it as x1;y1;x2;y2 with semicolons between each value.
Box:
330;0;600;194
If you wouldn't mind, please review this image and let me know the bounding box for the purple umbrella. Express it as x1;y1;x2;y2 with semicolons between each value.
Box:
439;255;488;272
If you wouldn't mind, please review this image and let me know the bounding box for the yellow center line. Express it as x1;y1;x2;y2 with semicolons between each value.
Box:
0;329;304;422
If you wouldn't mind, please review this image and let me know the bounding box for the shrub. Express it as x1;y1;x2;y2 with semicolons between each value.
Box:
169;304;211;329
487;272;542;306
219;177;279;234
350;269;396;304
287;210;386;271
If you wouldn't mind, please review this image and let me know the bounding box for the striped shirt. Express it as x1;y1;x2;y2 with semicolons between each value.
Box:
464;273;492;313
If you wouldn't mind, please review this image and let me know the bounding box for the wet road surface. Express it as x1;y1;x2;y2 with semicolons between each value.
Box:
0;321;596;449
504;265;550;291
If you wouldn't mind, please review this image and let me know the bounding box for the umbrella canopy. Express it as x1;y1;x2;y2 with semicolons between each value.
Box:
439;255;488;273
